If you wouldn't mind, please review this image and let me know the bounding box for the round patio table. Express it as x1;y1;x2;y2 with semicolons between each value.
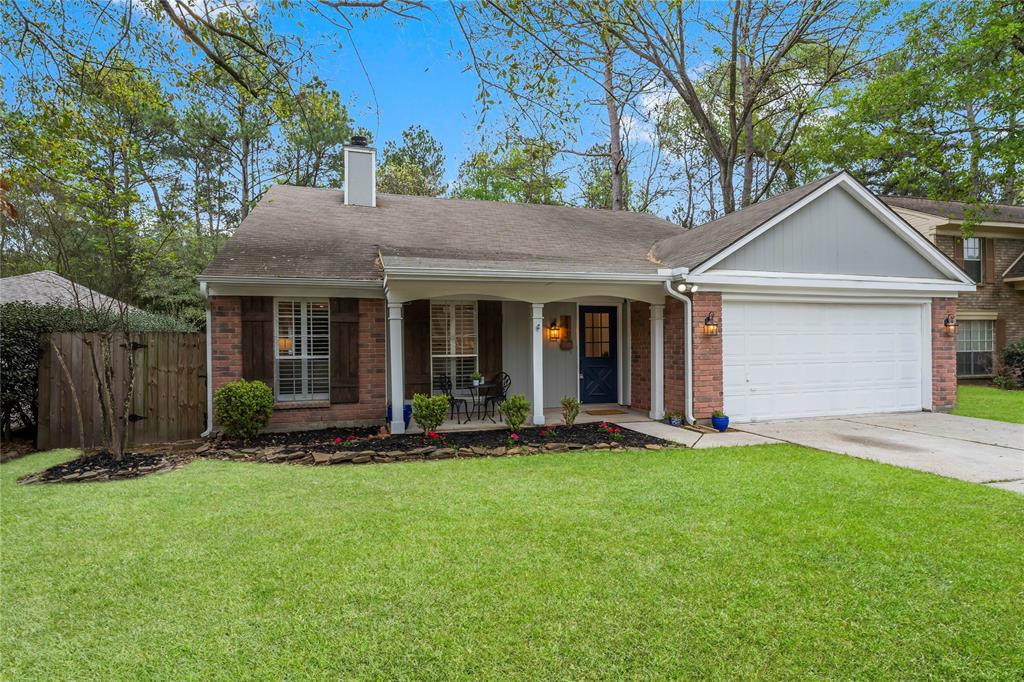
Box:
466;382;497;422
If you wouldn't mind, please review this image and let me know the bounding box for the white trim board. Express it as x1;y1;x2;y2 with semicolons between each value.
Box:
689;173;974;286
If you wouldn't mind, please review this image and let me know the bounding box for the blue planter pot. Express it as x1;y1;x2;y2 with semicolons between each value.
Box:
711;415;730;432
386;404;414;429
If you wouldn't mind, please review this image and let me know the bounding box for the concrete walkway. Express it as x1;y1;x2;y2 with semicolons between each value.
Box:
622;421;782;449
739;412;1024;493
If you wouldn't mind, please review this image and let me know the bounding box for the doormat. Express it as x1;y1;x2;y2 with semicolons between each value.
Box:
585;409;627;416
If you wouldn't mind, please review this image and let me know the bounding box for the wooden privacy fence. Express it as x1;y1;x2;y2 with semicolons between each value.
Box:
37;332;207;450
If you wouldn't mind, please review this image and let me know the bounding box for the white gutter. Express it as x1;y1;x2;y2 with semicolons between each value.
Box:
663;280;695;425
200;282;214;437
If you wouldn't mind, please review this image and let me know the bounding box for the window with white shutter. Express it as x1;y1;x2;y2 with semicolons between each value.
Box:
275;299;330;401
430;301;478;392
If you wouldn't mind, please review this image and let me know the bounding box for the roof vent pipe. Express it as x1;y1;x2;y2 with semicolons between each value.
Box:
343;137;376;207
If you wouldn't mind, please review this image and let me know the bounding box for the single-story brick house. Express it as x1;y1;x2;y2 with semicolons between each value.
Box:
199;141;975;433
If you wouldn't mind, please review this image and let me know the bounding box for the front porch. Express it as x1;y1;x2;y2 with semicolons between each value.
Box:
383;278;678;434
406;404;652;434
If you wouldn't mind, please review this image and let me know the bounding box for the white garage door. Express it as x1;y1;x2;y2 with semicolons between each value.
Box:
723;301;925;422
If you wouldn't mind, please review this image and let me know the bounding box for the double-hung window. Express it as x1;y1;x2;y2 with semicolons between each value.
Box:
275;299;330;401
430;301;478;393
956;319;994;377
963;237;982;282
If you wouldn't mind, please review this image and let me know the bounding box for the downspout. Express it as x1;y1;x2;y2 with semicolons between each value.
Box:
200;281;214;437
663;280;695;425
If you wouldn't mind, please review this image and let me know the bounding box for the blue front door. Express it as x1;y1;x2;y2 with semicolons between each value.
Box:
579;306;618;403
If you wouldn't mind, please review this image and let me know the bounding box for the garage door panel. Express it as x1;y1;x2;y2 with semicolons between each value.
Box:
723;301;924;422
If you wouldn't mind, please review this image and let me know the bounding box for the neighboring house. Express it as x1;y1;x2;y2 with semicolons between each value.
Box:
883;197;1024;378
0;270;135;312
199;142;974;432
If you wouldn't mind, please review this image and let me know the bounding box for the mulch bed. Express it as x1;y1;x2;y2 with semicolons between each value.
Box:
18;450;191;485
21;422;674;483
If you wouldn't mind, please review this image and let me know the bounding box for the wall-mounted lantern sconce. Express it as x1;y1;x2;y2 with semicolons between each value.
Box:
703;313;720;336
547;319;562;342
278;337;294;353
943;314;958;335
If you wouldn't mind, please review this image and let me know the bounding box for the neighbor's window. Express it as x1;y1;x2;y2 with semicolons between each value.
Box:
430;301;477;392
956;319;994;377
963;237;982;282
275;299;330;401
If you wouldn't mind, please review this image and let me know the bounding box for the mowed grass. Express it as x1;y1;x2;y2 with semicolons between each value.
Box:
953;384;1024;423
3;446;1022;680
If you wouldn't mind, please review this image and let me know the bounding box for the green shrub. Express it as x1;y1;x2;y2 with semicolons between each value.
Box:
993;374;1014;390
0;301;190;435
214;379;275;439
412;393;449;433
1002;341;1024;387
560;396;581;427
498;393;531;433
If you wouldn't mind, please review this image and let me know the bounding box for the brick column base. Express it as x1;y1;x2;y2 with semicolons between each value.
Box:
931;298;957;411
210;296;242;392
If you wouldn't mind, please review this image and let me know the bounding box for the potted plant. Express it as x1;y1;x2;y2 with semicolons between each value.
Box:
387;402;414;429
711;410;729;432
470;371;483;386
666;411;683;427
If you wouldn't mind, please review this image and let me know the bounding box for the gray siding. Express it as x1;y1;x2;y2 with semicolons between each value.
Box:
501;301;578;408
716;186;946;278
345;149;375;206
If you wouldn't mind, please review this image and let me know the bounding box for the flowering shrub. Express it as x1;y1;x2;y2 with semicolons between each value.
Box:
598;421;623;442
507;433;521;447
334;435;358;448
426;431;447;444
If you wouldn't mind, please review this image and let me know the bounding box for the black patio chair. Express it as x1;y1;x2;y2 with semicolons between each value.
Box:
438;375;470;425
484;371;512;419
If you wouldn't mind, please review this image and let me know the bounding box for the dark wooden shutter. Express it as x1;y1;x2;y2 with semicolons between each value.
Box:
478;300;503;380
403;300;431;399
330;298;359;403
240;297;274;386
983;238;996;284
995;318;1006;358
952;238;964;268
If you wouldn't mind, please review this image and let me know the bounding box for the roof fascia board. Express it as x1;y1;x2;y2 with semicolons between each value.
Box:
382;266;665;283
199;275;384;288
686;270;974;293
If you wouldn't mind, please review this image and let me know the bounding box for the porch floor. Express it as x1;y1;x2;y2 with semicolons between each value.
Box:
407;404;651;433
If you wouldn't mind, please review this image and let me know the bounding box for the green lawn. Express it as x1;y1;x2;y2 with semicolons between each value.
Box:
953;384;1024;423
3;447;1022;680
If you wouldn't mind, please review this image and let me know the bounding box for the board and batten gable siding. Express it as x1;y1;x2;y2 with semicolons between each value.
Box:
715;186;946;278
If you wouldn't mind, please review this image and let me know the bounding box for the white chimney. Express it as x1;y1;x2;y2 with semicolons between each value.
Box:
343;136;376;207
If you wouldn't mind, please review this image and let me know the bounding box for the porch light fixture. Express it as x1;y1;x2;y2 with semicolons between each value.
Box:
547;319;562;342
943;314;958;334
278;337;293;353
702;313;720;336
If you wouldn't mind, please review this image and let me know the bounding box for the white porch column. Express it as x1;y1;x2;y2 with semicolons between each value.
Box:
387;302;406;434
530;303;546;425
650;303;665;420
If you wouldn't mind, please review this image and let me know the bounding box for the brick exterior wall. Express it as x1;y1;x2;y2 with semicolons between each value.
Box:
690;292;724;419
934;234;1024;371
931;297;958;411
210;296;242;391
664;298;686;416
209;296;387;432
630;301;651;412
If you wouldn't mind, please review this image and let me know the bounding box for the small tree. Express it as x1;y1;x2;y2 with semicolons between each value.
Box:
498;394;531;433
412;393;449;434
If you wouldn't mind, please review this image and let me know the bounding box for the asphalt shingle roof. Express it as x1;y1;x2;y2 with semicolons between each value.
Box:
0;270;132;310
202;186;685;280
881;196;1024;224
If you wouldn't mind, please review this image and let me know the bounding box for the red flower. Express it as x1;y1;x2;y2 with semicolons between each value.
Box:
347;435;357;441
428;431;441;439
510;433;520;440
614;427;621;433
334;437;342;444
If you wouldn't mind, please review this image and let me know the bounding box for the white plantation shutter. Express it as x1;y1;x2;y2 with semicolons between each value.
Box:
430;301;478;392
275;299;330;401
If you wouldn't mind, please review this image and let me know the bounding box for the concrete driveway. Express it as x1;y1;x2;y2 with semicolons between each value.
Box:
738;412;1024;493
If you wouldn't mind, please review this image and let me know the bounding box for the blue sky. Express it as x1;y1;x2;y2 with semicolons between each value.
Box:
279;5;483;183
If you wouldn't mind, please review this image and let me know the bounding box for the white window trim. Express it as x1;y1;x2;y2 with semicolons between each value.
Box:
956;318;995;378
273;298;331;402
429;299;479;394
